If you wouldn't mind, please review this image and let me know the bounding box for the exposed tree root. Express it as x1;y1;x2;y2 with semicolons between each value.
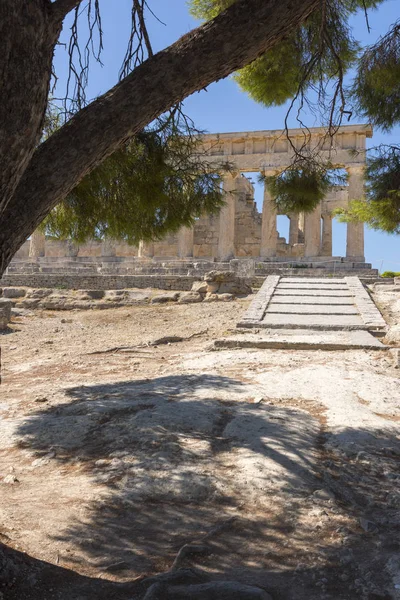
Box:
142;517;273;599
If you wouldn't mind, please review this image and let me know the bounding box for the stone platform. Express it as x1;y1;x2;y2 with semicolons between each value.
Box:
1;256;380;292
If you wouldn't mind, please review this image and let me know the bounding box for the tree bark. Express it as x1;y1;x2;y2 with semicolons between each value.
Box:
0;0;60;213
0;0;319;276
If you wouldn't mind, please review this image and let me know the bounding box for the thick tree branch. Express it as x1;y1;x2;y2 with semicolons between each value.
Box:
51;0;82;23
0;0;319;272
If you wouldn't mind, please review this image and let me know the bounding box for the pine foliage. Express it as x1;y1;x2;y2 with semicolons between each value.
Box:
352;22;400;131
336;148;400;234
42;119;223;244
262;167;337;214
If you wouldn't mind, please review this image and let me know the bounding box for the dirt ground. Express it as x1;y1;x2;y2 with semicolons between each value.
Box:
0;289;399;600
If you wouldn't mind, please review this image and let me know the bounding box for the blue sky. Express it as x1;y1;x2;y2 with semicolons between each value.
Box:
54;0;399;272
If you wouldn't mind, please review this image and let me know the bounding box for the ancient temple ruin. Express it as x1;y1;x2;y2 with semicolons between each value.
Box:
9;124;375;280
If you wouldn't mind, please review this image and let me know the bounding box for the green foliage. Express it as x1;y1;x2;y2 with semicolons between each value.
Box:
262;166;339;214
335;147;400;234
42;120;224;244
381;271;400;278
352;23;400;131
189;0;386;108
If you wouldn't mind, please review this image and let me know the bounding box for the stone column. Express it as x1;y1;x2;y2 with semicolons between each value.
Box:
218;173;237;260
138;240;154;258
288;214;299;246
101;237;116;257
346;165;365;261
177;226;194;258
298;213;305;243
321;214;333;256
304;203;321;258
29;230;46;258
260;170;278;258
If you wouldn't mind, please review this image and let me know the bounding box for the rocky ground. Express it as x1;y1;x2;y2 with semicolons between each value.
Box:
0;285;399;599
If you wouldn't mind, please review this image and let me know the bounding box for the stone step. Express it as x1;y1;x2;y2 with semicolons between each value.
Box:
280;278;346;283
277;283;349;290
214;330;387;351
265;304;359;315
269;296;355;305
274;289;353;297
256;313;365;329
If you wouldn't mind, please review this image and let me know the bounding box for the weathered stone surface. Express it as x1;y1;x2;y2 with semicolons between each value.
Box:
151;292;180;304
204;270;237;283
203;270;252;296
218;293;234;302
0;299;12;330
178;292;203;304
2;287;27;298
213;330;387;351
203;293;218;303
191;281;208;294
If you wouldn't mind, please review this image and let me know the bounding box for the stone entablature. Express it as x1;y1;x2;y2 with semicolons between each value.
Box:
198;124;372;171
17;125;371;265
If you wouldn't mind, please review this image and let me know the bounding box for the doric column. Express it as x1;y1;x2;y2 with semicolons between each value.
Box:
288;213;300;246
177;226;194;258
218;173;237;260
101;237;116;257
321;214;333;256
304;203;322;258
138;240;154;258
260;170;278;258
29;230;46;258
346;165;365;261
298;213;305;243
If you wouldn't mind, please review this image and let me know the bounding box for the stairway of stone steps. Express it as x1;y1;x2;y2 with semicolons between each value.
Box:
216;276;388;351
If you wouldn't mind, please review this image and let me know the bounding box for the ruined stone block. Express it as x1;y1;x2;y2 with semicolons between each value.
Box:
0;299;12;330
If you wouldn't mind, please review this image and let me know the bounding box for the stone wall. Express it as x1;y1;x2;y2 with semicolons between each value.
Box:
0;274;198;291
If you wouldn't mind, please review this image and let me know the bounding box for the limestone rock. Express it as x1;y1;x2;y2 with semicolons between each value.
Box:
203;270;252;297
384;324;400;345
218;293;234;302
204;270;237;283
2;288;26;299
178;292;203;304
151;292;180;304
191;281;208;294
218;281;252;295
0;299;12;330
203;293;219;303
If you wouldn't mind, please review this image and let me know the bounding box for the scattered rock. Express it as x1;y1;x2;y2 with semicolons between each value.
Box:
2;288;26;299
204;270;237;283
218;293;234;302
0;299;12;330
312;489;335;503
151;293;180;304
34;396;49;403
203;293;219;303
178;292;203;304
191;281;208;294
203;271;252;297
2;475;19;484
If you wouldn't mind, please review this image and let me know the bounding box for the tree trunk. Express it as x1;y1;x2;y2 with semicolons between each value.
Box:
0;0;59;213
0;0;319;276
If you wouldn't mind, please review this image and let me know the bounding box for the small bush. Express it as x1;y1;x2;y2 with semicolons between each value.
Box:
381;271;400;278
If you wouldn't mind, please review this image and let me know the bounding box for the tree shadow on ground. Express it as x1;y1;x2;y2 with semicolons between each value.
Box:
7;374;400;599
